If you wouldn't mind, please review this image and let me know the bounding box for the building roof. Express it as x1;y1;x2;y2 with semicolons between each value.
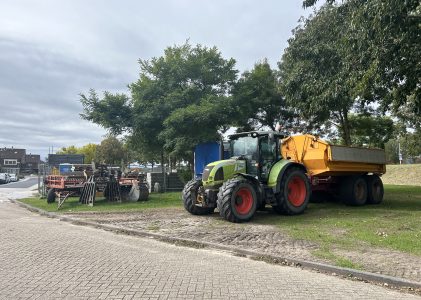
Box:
0;148;26;161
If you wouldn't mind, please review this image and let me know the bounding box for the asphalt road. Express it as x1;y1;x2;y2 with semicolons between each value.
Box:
0;177;38;188
0;194;419;299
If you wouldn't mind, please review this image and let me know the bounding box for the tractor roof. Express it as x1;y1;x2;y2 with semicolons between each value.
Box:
228;131;287;140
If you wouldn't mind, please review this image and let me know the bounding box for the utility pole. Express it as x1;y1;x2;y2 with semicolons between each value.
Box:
398;141;402;165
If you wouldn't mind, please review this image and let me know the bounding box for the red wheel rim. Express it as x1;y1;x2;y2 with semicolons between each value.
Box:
235;187;253;215
287;176;306;207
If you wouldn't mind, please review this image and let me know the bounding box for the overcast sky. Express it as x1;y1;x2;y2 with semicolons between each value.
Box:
0;0;314;160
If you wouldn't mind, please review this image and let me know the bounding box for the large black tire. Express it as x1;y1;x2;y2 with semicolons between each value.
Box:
217;178;257;223
340;176;367;206
138;184;149;201
273;167;311;215
47;188;56;203
366;175;384;204
182;179;214;215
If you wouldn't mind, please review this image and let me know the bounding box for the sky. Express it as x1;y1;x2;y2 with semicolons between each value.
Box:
0;0;315;160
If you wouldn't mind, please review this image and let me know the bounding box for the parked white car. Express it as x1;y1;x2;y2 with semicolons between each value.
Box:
0;173;11;184
9;173;18;182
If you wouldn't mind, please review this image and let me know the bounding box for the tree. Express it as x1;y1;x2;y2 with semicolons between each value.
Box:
95;136;127;165
232;59;297;132
385;130;421;163
79;143;97;163
56;145;79;155
279;5;357;145
348;114;394;148
81;42;238;167
56;143;97;163
302;0;421;127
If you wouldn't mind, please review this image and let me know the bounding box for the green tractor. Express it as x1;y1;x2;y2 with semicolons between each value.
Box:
182;131;311;222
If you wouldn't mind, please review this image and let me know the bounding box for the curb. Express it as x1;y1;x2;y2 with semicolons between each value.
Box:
10;199;421;291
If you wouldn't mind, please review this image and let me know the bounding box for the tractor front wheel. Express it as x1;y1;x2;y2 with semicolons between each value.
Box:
182;179;214;215
217;178;257;223
273;167;311;215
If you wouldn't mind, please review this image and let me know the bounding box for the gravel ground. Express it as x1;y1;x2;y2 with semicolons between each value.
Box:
65;207;421;283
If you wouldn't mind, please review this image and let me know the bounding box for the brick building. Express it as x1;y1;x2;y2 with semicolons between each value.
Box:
0;147;41;174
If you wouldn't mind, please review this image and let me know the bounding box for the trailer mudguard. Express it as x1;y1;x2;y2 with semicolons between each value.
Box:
267;159;307;193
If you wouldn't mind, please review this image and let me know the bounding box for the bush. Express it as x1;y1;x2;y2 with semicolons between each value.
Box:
177;168;193;184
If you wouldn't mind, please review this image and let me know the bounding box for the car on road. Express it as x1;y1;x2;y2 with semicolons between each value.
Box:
0;173;11;184
9;174;18;182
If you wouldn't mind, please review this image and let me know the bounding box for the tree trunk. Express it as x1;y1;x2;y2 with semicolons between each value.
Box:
160;150;166;193
338;110;352;146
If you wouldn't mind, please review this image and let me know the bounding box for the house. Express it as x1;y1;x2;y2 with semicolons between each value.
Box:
0;147;26;174
0;147;41;174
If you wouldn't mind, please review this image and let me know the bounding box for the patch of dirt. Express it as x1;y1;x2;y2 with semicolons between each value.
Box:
333;248;421;282
66;208;421;283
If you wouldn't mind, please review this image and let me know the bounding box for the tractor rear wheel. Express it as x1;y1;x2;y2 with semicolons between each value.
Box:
138;183;149;201
47;188;56;203
366;175;384;204
217;178;257;223
340;176;367;206
182;179;214;215
273;167;311;215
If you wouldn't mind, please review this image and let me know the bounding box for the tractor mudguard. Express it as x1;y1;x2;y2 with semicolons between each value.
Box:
267;160;307;194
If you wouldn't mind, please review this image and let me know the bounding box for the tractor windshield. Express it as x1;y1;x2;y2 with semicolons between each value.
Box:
231;136;258;160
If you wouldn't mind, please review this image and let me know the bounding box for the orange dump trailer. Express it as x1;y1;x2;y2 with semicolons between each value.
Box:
281;135;386;205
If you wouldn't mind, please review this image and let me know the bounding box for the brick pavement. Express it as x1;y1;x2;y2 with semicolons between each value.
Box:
0;200;420;300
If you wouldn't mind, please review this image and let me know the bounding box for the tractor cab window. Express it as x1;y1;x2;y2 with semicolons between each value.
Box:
259;137;278;181
230;136;259;175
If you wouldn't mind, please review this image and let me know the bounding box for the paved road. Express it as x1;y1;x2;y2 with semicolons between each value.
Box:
0;177;38;189
0;200;419;299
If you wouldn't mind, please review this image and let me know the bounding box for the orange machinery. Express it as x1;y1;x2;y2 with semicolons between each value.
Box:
281;134;386;205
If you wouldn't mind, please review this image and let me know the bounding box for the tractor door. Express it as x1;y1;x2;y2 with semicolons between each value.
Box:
259;136;279;182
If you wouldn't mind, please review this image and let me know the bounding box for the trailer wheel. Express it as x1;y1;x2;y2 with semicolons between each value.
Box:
340;176;367;206
182;179;214;215
47;188;56;203
138;184;149;201
217;178;257;223
366;175;384;205
273;167;311;215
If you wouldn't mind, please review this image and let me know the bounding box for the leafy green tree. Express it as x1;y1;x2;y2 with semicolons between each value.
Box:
302;0;421;127
279;5;356;144
348;114;394;148
79;143;97;163
81;42;238;167
232;59;297;131
56;145;79;155
95;136;127;165
56;143;97;163
80;90;133;135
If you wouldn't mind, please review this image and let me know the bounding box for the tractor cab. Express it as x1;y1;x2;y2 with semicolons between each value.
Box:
229;131;285;182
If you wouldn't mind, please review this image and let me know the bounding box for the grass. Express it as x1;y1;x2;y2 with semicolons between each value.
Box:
21;192;182;213
21;184;421;268
312;246;363;269
382;164;421;186
254;185;421;257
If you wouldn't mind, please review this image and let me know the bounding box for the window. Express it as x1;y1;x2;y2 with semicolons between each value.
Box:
4;159;17;165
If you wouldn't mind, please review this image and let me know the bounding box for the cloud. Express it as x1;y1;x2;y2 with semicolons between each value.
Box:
0;0;308;159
